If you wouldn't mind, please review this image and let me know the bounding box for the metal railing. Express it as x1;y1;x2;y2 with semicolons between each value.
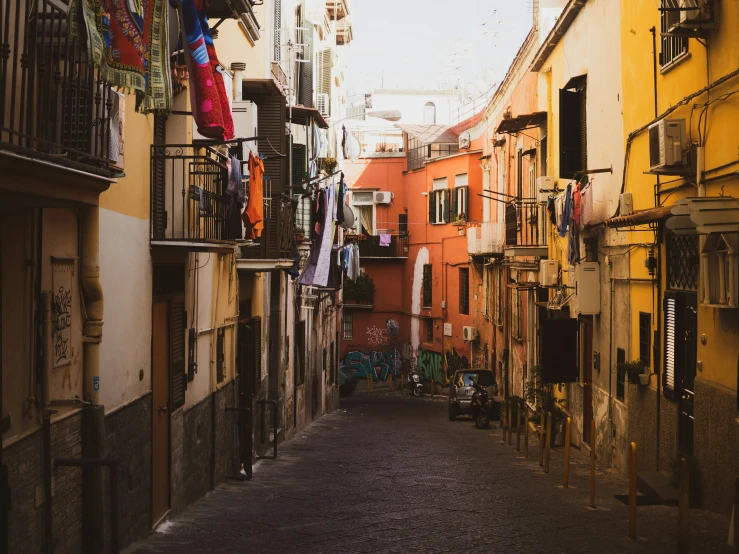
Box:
505;201;548;248
239;191;294;260
357;235;408;258
151;144;239;243
0;0;116;174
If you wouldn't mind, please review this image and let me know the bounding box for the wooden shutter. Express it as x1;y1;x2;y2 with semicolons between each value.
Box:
399;213;408;235
540;318;578;383
292;143;307;186
317;49;332;96
451;188;458;220
170;293;186;410
461;187;468;218
299;23;314;108
428;194;436;224
152;115;167;240
663;293;685;400
442;189;451;223
505;203;518;246
216;327;225;383
559;88;582;179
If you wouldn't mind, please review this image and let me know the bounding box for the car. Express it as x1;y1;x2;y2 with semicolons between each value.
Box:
448;369;499;421
339;367;358;397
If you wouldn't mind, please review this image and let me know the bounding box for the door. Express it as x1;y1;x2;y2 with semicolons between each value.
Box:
679;294;697;455
581;321;593;444
152;301;170;524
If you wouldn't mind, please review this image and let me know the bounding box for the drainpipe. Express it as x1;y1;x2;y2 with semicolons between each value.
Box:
231;62;245;101
79;206;105;554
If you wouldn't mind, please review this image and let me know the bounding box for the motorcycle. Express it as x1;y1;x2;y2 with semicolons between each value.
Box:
470;379;492;428
407;371;423;397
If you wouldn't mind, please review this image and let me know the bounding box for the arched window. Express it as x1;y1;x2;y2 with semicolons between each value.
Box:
424;102;436;125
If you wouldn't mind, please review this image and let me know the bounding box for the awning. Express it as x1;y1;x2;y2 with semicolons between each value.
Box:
242;79;284;97
604;206;672;228
666;196;739;235
495;112;547;135
395;124;458;144
288;105;329;129
207;0;256;19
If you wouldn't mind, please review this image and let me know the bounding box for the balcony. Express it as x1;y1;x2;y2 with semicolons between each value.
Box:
238;191;294;264
326;0;349;20
271;62;288;90
150;144;237;250
342;272;374;309
504;201;548;258
467;222;505;256
334;20;353;45
355;235;408;259
0;0;117;182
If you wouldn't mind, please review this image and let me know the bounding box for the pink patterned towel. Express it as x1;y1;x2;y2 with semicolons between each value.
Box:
379;234;391;247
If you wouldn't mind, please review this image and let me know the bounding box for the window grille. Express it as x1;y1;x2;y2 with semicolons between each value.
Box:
667;233;698;290
343;312;353;340
426;319;434;343
660;2;689;68
459;268;470;315
422;264;433;308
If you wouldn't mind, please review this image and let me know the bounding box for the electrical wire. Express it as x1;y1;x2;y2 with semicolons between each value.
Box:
659;181;697;206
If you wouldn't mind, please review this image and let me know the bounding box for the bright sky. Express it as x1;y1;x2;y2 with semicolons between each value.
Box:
344;0;534;95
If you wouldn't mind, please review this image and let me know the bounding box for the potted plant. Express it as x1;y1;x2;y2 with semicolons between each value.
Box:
618;360;648;385
343;272;375;305
669;453;702;508
524;366;568;446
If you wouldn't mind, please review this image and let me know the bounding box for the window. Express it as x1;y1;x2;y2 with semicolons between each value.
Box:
517;148;524;198
495;265;503;326
511;286;522;340
425;319;434;343
343;312;353;339
660;2;688;69
429;142;458;160
351;191;375;235
452;174;468;221
398;213;408;236
329;341;335;385
294;320;305;386
540;134;548;177
407;134;458;171
667;233;699;290
639;313;651;369
422;264;433;308
424;102;436;125
429;179;450;224
559;75;587;180
616;347;626;402
459;268;470;315
216;327;226;383
700;233;738;307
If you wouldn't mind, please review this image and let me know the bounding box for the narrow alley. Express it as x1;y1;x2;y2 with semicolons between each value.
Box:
126;394;732;554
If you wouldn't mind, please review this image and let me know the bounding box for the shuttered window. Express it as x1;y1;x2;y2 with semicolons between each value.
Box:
329;341;335;385
170;293;187;410
273;0;282;62
299;20;314;108
422;264;433;308
451;174;468;221
398;213;408;236
639;312;651;368
459;268;470;315
152;114;167;240
559;76;587;180
294;320;305;386
429;190;450;224
540;318;578;383
216;327;225;383
425;319;434;343
616;347;626;402
663;293;685;400
505;203;517;246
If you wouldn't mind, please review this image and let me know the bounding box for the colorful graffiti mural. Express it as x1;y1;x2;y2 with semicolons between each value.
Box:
445;347;470;373
343;348;402;381
417;349;444;384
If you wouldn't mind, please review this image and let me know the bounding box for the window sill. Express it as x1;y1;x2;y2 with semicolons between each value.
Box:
660;52;692;75
431;222;449;226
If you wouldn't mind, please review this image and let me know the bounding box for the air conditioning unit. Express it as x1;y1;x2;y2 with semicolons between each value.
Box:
463;326;478;341
317;93;330;117
672;0;717;31
459;132;471;149
540;259;559;287
537;176;556;203
575;262;601;315
232;100;258;154
374;191;394;204
620;192;634;216
648;118;687;170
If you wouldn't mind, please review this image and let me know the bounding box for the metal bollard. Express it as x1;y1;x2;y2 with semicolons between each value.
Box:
539;412;545;467
431;379;435;397
678;458;690;554
516;401;521;452
367;374;372;394
734;477;738;552
507;402;512;446
629;442;637;539
502;400;508;442
563;417;572;488
544;412;552;474
388;374;393;390
524;404;529;458
590;419;596;508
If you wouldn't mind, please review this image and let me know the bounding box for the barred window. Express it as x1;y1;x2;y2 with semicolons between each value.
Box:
667;233;698;291
660;2;689;69
425;319;434;343
343;312;353;340
422;264;433;308
459;268;470;315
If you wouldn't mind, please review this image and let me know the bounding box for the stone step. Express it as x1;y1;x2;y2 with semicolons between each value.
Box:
637;470;679;506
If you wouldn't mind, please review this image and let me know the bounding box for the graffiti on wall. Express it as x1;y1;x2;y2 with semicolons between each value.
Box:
343;348;402;381
445;347;470;373
366;326;389;346
417;349;444;384
52;261;74;368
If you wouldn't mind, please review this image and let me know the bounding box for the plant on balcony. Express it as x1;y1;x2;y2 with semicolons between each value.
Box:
452;212;467;225
617;360;648;385
343;272;375;305
319;157;338;174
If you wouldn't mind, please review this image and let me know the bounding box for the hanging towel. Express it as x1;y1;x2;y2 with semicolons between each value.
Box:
573;183;582;226
72;0;172;113
379;234;392;247
243;153;264;239
300;180;336;287
559;183;572;238
580;182;593;227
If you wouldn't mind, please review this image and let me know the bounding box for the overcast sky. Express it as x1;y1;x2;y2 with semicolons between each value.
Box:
344;0;534;95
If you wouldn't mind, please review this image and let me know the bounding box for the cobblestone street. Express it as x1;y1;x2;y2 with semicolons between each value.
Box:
126;393;733;554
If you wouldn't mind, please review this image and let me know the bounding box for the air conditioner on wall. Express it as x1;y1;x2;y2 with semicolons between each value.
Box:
575;262;601;315
539;259;559;287
648;118;687;171
463;326;478;341
232;101;258;154
459;132;471;149
374;191;394;204
537;176;556;203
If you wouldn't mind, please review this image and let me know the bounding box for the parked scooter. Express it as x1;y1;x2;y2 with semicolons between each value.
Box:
470;379;492;428
407;371;423;397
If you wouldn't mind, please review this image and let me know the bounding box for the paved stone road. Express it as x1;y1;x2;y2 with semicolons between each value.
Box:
127;393;733;554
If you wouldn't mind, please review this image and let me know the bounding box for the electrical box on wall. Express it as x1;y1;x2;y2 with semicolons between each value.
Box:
539;259;559;286
619;192;634;216
444;323;452;336
537;176;557;203
576;262;601;315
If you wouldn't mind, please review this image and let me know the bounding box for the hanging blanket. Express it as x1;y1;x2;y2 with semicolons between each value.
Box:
73;0;172;113
173;0;234;139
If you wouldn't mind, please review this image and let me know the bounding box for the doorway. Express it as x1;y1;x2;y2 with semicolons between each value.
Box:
679;293;697;456
581;319;593;444
151;301;170;524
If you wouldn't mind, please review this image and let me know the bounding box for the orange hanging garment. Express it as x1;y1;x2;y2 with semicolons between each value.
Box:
243;153;264;239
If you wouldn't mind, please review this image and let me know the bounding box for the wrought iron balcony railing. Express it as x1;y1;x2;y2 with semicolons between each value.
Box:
151;144;237;244
0;0;117;175
239;185;294;260
356;235;408;259
504;201;548;249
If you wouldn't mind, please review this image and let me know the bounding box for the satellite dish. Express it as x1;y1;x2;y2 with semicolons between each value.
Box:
341;205;355;230
457;85;466;104
464;82;477;101
483;68;496;87
473;79;488;96
348;135;361;160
